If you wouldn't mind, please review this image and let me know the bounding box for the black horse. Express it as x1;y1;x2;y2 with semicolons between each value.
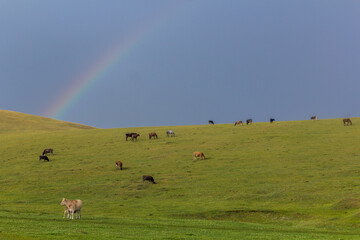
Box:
142;175;156;184
126;133;140;141
39;155;49;161
209;120;214;125
246;119;253;125
270;118;275;123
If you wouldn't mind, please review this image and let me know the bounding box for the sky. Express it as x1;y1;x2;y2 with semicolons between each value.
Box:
1;0;359;128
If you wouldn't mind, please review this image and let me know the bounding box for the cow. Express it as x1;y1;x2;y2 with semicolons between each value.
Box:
270;118;275;123
60;198;82;219
149;132;158;139
234;121;243;126
246;119;253;125
142;175;156;184
42;148;53;155
166;130;175;137
115;161;123;170
193;152;206;160
39;155;49;161
343;118;352;126
310;116;318;120
209;120;214;125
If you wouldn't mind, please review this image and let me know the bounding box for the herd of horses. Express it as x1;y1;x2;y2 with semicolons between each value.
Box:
38;116;353;219
217;117;353;126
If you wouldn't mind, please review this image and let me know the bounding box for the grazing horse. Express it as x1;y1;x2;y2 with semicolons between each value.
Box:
149;132;158;139
42;148;53;155
166;130;175;137
142;175;156;184
310;116;318;120
343;118;352;126
39;155;49;161
193;152;206;160
234;121;243;126
270;118;275;123
209;120;214;125
125;133;136;141
246;119;253;125
115;161;123;170
131;133;140;142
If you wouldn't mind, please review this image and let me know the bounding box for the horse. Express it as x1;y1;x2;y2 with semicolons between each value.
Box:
115;161;123;170
125;133;136;141
42;148;53;155
39;155;49;161
234;121;243;126
142;175;156;184
166;130;175;137
209;120;214;125
131;133;140;142
310;116;318;120
193;152;206;160
270;118;275;123
343;118;352;126
149;132;158;139
246;119;253;125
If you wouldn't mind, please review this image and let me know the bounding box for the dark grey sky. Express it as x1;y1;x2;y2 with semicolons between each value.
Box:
1;0;359;128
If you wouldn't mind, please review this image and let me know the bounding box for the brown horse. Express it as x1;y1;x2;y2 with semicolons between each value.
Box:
246;119;252;125
234;121;243;126
343;118;352;126
42;148;53;155
193;152;206;160
149;132;158;139
131;133;140;141
310;116;318;120
115;161;123;170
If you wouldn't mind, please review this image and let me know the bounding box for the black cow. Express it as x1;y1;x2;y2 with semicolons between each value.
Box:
270;118;275;123
142;175;156;184
39;155;49;161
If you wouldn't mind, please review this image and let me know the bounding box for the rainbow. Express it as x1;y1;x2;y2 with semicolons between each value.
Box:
44;27;150;119
44;4;180;119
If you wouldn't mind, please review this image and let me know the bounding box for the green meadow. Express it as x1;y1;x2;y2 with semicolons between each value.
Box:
0;110;360;239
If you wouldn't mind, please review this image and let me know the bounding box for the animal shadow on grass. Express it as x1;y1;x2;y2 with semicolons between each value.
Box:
193;157;210;162
115;166;129;171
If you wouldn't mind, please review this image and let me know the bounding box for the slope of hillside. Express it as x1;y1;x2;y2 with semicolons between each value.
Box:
0;110;95;132
0;115;359;239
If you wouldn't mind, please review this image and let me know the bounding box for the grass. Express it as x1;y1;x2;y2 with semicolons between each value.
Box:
0;110;360;239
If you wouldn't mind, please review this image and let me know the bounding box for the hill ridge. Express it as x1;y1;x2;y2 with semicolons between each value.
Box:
0;109;96;132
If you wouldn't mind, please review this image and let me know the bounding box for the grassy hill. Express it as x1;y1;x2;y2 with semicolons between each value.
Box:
0;112;359;239
0;110;95;133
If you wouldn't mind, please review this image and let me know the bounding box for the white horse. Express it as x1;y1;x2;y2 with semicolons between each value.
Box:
166;130;175;137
